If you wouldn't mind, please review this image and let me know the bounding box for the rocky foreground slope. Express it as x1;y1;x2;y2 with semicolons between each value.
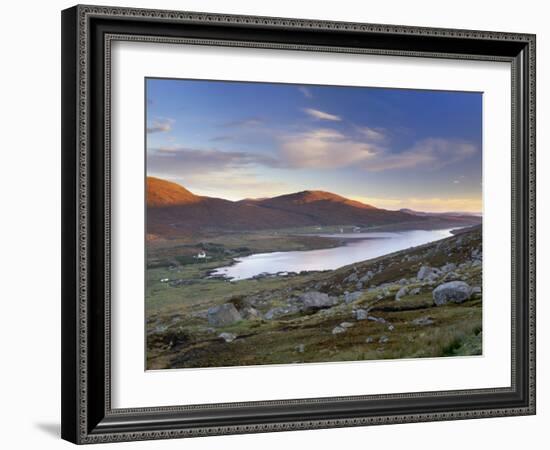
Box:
147;226;482;369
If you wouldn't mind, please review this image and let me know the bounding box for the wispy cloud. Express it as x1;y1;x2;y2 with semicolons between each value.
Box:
357;126;386;142
363;138;477;172
303;108;341;121
223;117;264;128
209;135;235;142
298;86;313;99
452;175;466;184
278;127;477;172
148;127;477;179
148;146;280;175
146;118;173;134
280;128;376;169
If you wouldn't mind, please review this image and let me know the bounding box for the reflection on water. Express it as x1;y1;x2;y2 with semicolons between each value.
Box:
211;229;454;281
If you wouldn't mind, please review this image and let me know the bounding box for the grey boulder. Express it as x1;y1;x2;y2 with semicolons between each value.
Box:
442;271;460;282
395;286;408;301
344;272;359;283
264;304;299;320
240;306;261;320
433;281;473;306
207;303;242;326
412;316;434;326
417;265;440;281
359;271;374;283
300;291;337;310
218;332;237;343
441;263;457;273
367;315;387;324
344;291;363;304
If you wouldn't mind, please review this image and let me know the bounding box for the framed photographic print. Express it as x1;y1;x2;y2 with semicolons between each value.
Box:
61;5;536;444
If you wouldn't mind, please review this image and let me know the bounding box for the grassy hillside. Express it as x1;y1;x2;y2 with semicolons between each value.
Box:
146;226;482;369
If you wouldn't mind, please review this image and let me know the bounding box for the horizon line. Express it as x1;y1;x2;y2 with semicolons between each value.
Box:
147;176;482;216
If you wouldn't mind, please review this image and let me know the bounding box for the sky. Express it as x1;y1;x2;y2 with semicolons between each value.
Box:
146;78;482;213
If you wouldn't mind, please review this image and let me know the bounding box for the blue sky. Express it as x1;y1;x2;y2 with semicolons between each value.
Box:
146;78;482;212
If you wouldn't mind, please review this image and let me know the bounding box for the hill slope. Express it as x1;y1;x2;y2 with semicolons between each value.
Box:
147;177;202;207
147;226;483;369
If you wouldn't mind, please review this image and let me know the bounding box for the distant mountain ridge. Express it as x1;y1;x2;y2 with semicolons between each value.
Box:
399;208;482;218
147;177;481;237
256;190;376;208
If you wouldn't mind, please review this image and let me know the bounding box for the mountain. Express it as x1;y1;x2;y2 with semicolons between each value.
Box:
147;177;202;207
147;178;311;235
146;177;478;237
246;191;415;227
252;190;376;209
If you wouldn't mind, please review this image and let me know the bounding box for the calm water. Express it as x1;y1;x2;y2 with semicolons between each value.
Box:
211;228;454;281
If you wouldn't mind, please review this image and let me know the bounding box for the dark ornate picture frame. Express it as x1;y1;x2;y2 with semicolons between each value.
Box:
61;4;536;444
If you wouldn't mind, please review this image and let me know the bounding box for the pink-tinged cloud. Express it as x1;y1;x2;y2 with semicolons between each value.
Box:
279;130;477;172
148;130;477;176
280;128;376;168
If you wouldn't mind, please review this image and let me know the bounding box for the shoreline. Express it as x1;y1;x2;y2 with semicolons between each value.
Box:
209;227;463;281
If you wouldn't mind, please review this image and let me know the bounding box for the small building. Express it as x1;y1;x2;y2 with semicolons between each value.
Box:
197;251;206;259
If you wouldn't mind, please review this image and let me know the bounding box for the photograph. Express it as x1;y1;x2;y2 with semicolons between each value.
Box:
56;3;537;444
145;79;484;370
